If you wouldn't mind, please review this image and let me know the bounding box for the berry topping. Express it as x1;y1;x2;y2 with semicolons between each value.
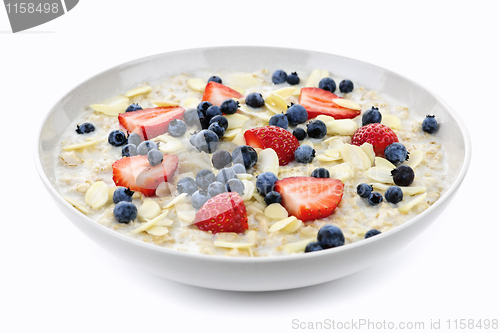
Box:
211;150;232;169
191;190;211;210
269;113;289;129
112;187;134;204
121;144;137;157
294;145;315;164
216;167;237;184
197;101;213;114
391;165;415;186
194;192;248;234
196;169;216;191
364;229;381;239
202;82;243;106
147;149;164;166
208;181;226;197
317;225;345;249
305;241;323;253
208;75;222;84
298;87;361;120
367;192;383;206
274;177;344;221
306;119;327;139
356;183;373;198
362;106;382;126
422;115;439;134
339;79;354;93
113;202;137;223
193;129;219;153
244;126;299;166
385;186;403;204
384;142;409;165
127;132;142;147
108;130;127;147
311;167;330;178
209;115;229;130
232;163;246;174
231;145;258;170
177;177;198;195
272;69;288;84
286;104;308;126
256;172;278;196
220;99;240;115
351;123;399;157
75;122;95;134
183;108;202;126
264;191;282;205
125;103;143;112
225;178;245;195
245;92;265;108
118;106;185;140
286;72;300;85
318;77;336;93
168;119;187;137
208;122;225;139
292;128;307;141
136;140;158;155
205;105;223;119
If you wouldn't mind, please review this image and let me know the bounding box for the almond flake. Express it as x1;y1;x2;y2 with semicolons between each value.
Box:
62;140;99;151
236;173;253;181
283;238;316;253
404;150;424;169
305;69;329;87
270;93;288;110
163;193;187;209
225;114;249;130
360;143;375;165
64;196;89;214
256;148;279;175
222;128;242;140
273;87;296;98
145;226;169;236
131;209;170;234
340;144;372;170
85;181;108;209
90;103;128;116
264;203;288;220
182;98;201;108
332;98;362;111
159;140;184;154
399;193;427;214
324;149;341;159
213;241;254;249
152;100;180;107
124;85;152;97
375;157;396;171
264;102;283;114
187;78;206;92
316;115;335;124
269;216;298;233
231;132;246;146
371;183;427;196
226;73;264;89
103;95;130;106
240;179;256;201
365;167;395;184
381;114;402;129
329;163;353;182
327;119;359;136
316;154;337;162
138;200;161;221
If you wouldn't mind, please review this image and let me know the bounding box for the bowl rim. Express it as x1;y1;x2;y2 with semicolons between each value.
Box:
34;46;472;263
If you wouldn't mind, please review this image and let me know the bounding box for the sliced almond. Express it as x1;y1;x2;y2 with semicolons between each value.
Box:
138;200;161;221
381;114;402;129
256;148;279;175
152;100;180;107
264;102;283;114
164;193;187;209
182;98;201;108
372;183;427;196
365;167;395;184
324;149;342;159
316;115;335;124
187;78;206;92
269;216;298;233
62;140;99;151
85;181;108;209
125;85;152;97
316;154;337;162
155;218;174;226
90;103;128;116
404;150;424;169
360;143;375;165
332;98;362;111
269;93;288;110
375;157;396;171
214;241;254;249
292;88;301;96
329;163;353;182
131;209;169;234
273;87;296;98
231;132;246;146
340;144;372;170
283;238;316;253
223;128;242;140
399;193;427;214
226;73;264;89
103;95;129;106
177;209;196;224
282;218;302;233
305;69;329;87
145;226;169;236
236;173;253;181
159;140;184;154
64;196;89;214
264;203;288;220
327;119;359;136
225;114;249;130
240;179;256;201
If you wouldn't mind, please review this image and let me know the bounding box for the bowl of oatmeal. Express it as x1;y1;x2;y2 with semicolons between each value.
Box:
35;47;471;291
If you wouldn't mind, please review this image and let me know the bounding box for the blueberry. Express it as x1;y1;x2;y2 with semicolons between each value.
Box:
75;122;95;134
137;140;158;155
197;116;210;130
232;145;258;170
196;169;216;191
125;103;142;112
292;128;307;141
245;92;265;108
212;150;232;169
197;101;213;114
318;77;336;93
208;75;222;84
205;105;223;119
286;104;308;126
220;99;239;115
208;181;226;197
189;131;199;147
422;115;439;134
306;120;327;139
368;192;383;206
191;190;211;209
209;115;229;130
339;79;354;93
385;186;403;204
121;144;137;157
112;188;134;204
147;149;164;166
232;163;246;174
108;130;127;147
286;72;300;85
208;122;225;139
269;113;289;129
311;167;330;178
264;191;282;205
356;183;373;198
364;229;381;239
193;129;219;153
294;145;315;164
256;172;278;196
127;133;142;147
305;241;323;253
113;202;137;223
216;167;237;184
317;225;345;249
391;165;415;186
168;119;187;137
272;70;288;84
226;178;245;195
177;177;198;195
362;106;382;126
384;143;409;165
184;108;203;126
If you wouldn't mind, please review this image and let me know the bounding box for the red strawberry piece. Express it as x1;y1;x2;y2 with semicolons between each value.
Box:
194;192;248;234
118;106;185;140
112;154;178;196
201;81;243;106
244;126;300;166
298;87;361;119
274;177;344;222
351;123;398;157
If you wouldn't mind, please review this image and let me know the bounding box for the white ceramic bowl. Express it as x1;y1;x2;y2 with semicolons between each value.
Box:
35;47;471;291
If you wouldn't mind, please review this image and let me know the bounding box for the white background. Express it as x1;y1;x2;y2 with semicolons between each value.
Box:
1;1;498;332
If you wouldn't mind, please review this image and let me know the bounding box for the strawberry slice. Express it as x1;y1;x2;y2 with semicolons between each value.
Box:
118;106;184;140
298;87;361;119
201;81;243;106
112;154;178;196
194;192;248;234
244;126;300;166
351;123;398;157
274;177;344;222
